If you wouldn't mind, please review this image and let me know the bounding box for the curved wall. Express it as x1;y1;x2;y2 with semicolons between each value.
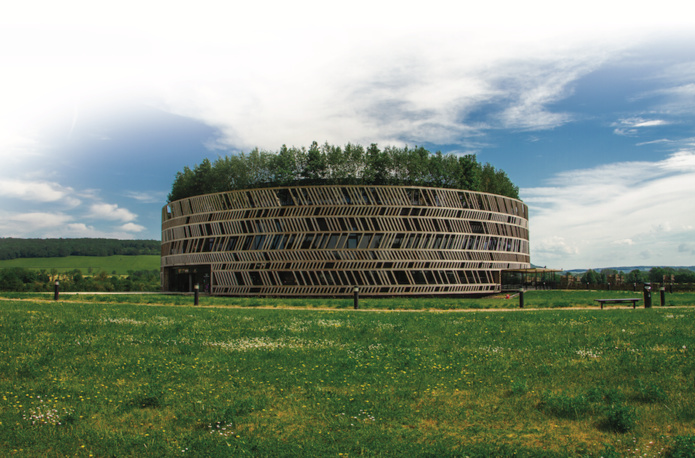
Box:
161;185;530;296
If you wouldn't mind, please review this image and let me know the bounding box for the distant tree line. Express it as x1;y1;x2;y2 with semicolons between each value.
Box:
0;238;160;261
0;267;160;292
168;142;520;202
578;267;695;284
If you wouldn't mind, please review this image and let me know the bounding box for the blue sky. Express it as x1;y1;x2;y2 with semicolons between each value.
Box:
1;0;694;270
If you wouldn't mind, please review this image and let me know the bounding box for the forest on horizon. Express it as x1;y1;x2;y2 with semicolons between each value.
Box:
0;238;160;260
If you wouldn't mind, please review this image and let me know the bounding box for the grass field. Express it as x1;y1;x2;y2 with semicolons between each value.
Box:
0;255;160;275
4;289;694;310
1;294;693;456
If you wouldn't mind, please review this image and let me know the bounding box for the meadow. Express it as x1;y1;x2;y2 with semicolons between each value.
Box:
4;289;695;310
1;294;694;456
0;255;160;275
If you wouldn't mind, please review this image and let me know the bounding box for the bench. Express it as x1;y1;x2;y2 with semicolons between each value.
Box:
594;298;641;309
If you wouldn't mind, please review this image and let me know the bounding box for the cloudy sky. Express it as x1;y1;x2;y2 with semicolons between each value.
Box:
1;0;694;269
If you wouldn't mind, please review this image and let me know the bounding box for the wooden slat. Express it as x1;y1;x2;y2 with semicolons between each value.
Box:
161;185;530;296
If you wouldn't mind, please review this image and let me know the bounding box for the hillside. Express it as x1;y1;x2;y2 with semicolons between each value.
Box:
0;255;160;275
0;238;160;260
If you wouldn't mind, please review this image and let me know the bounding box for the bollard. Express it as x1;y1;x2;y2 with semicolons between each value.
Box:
353;287;359;309
643;282;652;308
660;287;666;307
519;290;524;308
54;280;59;301
194;283;199;306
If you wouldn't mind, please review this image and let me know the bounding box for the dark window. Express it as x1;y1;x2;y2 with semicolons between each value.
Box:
392;233;404;249
326;234;340;249
471;221;484;234
249;272;263;285
412;271;427;285
279;271;296;285
252;235;266;250
347;233;359;249
301;235;314;250
312;234;325;249
370;234;383;249
316;217;329;231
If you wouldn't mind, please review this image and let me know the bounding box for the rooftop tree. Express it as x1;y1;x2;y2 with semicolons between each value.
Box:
168;142;520;202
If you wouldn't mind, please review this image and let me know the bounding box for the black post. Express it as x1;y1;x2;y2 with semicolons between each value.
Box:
54;281;59;301
519;290;524;308
353;287;359;309
194;283;199;306
660;287;666;307
670;282;673;294
586;282;590;290
643;282;652;308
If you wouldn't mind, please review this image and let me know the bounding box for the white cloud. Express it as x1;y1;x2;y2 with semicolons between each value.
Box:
1;0;671;156
124;190;167;204
8;212;73;228
522;150;695;268
0;179;80;206
118;222;146;233
613;118;669;136
533;236;580;260
88;203;137;222
634;120;668;127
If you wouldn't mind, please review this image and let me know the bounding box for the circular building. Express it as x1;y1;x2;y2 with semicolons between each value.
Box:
161;185;530;296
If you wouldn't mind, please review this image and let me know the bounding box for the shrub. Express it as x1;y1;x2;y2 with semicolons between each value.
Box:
587;386;625;405
666;435;695;457
634;380;667;403
601;404;637;433
538;392;589;419
509;380;529;396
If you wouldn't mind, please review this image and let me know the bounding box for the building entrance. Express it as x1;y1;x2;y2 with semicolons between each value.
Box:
166;265;211;293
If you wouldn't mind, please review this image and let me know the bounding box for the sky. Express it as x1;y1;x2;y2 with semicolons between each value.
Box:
1;0;694;270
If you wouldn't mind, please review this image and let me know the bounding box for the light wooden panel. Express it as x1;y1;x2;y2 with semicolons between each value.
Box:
161;185;530;296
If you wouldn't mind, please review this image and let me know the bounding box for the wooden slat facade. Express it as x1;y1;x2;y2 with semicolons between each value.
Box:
161;185;530;296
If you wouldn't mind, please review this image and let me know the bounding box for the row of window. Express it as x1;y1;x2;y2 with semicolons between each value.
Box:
164;232;528;255
163;215;529;242
165;186;526;219
162;247;530;266
164;205;528;232
211;283;499;296
212;260;502;271
214;268;499;287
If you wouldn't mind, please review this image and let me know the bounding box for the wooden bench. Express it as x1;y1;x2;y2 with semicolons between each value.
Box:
594;298;641;309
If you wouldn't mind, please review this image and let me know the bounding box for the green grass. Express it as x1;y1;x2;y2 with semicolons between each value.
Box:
1;296;693;456
4;289;694;310
0;255;160;275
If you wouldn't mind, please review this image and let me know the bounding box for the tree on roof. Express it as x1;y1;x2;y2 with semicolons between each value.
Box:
168;142;520;202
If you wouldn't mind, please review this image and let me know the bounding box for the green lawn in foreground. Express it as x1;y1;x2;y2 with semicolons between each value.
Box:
0;255;160;275
0;297;693;456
